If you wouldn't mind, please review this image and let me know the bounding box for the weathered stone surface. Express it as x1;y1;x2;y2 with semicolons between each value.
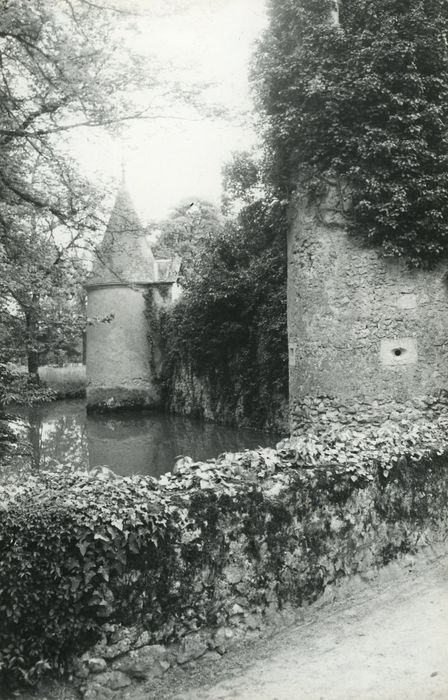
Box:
112;643;168;679
112;656;169;681
245;613;262;630
263;602;280;624
112;661;151;681
134;630;152;648
212;627;234;654
133;644;167;663
87;657;107;674
92;671;131;691
73;662;89;680
163;358;288;433
98;628;140;660
176;635;208;665
108;626;139;646
101;639;134;659
231;603;244;615
288;186;448;434
83;683;115;700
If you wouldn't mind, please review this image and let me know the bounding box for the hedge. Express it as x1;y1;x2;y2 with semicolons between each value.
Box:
1;418;448;688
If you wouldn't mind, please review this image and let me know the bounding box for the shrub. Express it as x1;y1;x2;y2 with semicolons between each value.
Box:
0;363;56;407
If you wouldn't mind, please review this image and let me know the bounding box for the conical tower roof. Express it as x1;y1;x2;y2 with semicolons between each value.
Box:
88;178;156;286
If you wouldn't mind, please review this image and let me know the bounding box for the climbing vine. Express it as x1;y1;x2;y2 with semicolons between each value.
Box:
144;288;164;379
253;0;448;266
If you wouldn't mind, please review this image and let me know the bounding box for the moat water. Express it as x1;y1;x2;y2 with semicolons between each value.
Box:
8;400;277;478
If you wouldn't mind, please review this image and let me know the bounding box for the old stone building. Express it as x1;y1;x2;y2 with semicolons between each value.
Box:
85;178;180;409
287;183;448;434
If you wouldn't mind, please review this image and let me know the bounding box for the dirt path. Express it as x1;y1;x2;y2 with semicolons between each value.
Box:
164;553;448;700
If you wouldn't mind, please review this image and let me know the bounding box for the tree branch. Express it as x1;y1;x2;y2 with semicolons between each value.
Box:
0;110;203;140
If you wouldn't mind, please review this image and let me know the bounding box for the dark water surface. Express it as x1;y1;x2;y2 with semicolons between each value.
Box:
10;401;277;478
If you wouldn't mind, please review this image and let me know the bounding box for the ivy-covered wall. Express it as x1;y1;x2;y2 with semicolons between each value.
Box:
163;357;288;434
1;418;448;689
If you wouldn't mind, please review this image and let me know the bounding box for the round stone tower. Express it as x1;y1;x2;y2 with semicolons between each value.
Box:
85;178;180;410
288;184;448;434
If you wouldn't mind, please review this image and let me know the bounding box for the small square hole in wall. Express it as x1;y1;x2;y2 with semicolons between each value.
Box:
397;293;417;310
380;338;417;366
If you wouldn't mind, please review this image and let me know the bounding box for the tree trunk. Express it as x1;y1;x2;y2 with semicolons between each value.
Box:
25;304;40;380
27;350;40;377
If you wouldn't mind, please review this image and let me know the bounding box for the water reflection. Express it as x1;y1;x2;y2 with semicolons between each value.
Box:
10;401;276;478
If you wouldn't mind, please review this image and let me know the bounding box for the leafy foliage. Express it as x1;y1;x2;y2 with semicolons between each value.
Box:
0;364;19;460
221;151;263;214
159;193;288;428
1;417;448;687
253;0;448;265
150;199;225;282
0;218;87;373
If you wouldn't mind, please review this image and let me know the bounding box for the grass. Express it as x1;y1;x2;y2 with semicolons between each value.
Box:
38;363;86;398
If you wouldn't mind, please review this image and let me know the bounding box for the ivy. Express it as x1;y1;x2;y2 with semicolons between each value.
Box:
1;415;448;687
157;198;288;429
253;0;448;266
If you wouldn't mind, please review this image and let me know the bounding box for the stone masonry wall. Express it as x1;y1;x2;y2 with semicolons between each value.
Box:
288;186;448;435
4;439;448;692
86;285;159;410
165;361;288;433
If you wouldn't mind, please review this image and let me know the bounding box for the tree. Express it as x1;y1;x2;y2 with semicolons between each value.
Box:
0;213;86;373
151;198;225;280
0;0;142;373
0;0;201;376
252;0;448;266
160;162;288;428
0;0;151;225
0;0;222;377
221;151;263;214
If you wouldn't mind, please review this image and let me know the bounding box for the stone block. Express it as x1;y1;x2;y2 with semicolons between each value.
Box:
380;338;417;366
397;293;417;310
87;658;107;674
176;634;208;665
91;671;131;691
83;683;115;700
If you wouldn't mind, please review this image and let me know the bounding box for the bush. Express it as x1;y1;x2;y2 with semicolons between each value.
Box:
1;418;448;688
0;363;56;407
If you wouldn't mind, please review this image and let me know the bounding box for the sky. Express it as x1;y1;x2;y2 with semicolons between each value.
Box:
76;0;267;223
